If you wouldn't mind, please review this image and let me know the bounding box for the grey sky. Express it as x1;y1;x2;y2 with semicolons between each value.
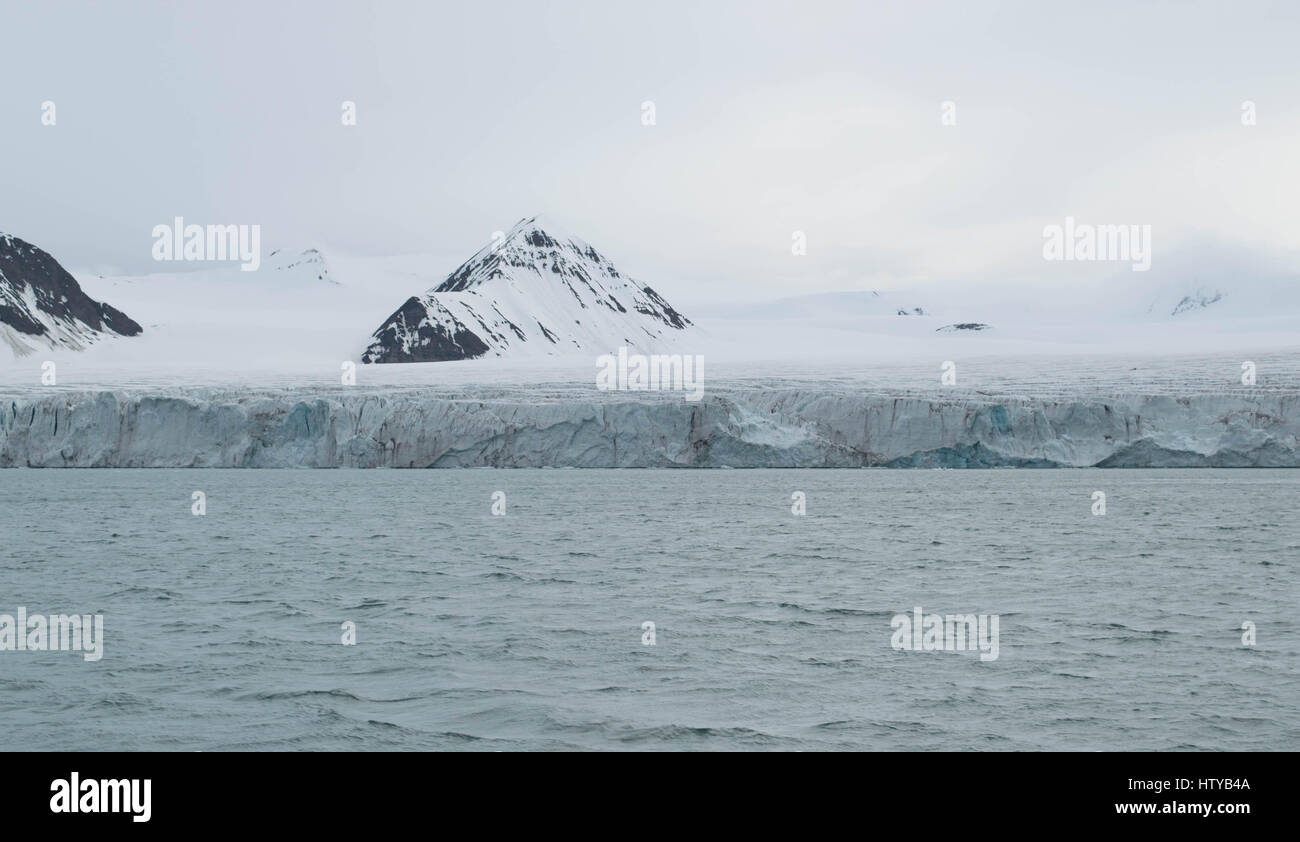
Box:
3;0;1298;305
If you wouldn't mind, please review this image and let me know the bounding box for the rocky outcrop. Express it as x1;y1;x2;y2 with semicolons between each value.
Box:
0;234;141;357
0;233;142;358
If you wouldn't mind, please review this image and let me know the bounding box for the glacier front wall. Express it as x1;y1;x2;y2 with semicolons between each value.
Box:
0;390;1297;468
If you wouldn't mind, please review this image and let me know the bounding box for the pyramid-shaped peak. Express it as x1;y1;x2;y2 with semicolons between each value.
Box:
363;218;692;364
497;215;592;252
435;216;617;293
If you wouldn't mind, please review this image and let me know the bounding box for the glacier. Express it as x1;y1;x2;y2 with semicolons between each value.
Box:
1;385;1296;468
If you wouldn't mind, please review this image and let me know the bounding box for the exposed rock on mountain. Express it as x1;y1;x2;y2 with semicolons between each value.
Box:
1170;289;1224;316
0;233;142;357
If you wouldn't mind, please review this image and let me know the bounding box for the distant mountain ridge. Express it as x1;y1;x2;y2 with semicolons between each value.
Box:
267;248;338;285
361;217;692;363
0;233;142;357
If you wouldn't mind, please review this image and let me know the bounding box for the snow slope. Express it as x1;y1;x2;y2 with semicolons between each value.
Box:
51;247;446;373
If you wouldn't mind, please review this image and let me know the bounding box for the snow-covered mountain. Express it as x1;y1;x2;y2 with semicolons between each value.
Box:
361;217;693;363
1138;275;1300;321
0;233;142;357
267;247;338;285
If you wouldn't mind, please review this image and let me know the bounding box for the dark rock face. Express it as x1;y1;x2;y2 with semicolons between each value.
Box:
637;285;690;330
936;322;991;332
360;296;491;364
0;234;142;355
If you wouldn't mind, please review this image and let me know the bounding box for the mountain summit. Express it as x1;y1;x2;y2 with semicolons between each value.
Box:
0;233;142;357
361;217;692;363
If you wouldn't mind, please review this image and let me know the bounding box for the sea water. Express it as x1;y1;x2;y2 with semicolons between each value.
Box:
0;469;1295;751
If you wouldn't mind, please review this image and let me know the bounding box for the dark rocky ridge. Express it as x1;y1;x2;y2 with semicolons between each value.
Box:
365;296;490;364
0;233;142;355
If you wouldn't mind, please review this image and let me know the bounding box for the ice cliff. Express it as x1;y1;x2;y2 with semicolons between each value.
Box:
1;388;1295;467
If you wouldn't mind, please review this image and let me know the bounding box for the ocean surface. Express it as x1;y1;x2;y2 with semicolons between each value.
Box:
1;468;1296;751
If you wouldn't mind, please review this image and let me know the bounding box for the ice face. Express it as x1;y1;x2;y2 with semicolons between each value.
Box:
1;387;1295;468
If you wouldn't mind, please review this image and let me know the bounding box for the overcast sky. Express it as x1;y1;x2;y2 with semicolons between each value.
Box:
3;0;1299;305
